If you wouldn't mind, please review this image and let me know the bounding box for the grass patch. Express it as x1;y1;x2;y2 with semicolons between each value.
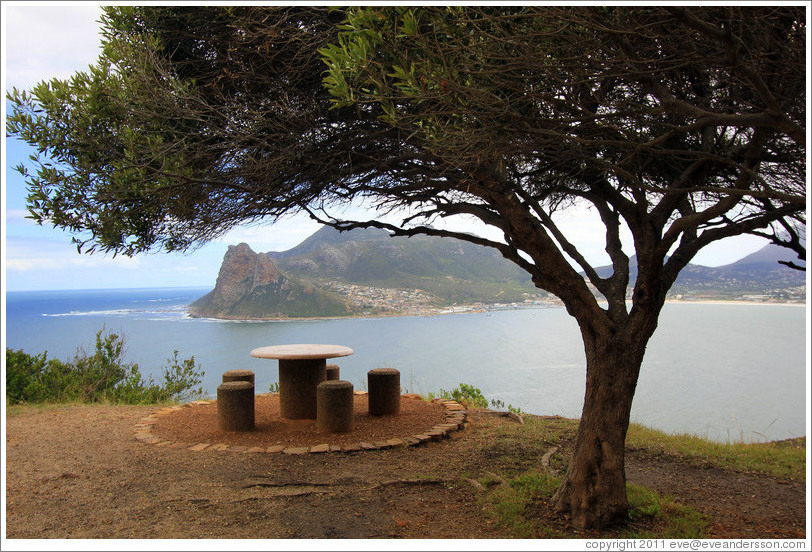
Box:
475;471;708;539
626;424;806;481
472;415;578;477
5;401;77;418
478;471;565;538
625;483;708;538
452;392;805;483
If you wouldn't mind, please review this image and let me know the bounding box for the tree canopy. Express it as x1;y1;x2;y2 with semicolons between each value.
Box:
7;5;806;529
8;6;805;267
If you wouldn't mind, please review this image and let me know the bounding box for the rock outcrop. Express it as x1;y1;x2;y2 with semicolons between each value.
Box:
189;228;805;320
206;243;282;307
189;243;353;319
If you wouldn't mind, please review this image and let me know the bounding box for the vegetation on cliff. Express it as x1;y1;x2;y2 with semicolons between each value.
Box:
269;226;541;304
188;242;355;319
193;228;804;321
5;329;205;405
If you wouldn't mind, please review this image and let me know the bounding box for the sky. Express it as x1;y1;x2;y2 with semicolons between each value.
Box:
1;2;779;293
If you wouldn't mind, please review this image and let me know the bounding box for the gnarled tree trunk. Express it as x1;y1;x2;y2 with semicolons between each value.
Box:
551;313;657;529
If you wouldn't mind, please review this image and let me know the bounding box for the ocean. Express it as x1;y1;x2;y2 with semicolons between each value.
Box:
4;287;808;443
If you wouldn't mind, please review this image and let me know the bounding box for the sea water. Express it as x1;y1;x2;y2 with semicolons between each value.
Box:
4;287;808;443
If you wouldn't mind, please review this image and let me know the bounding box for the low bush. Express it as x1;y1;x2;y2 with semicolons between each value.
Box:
431;382;523;413
5;329;205;405
437;382;489;409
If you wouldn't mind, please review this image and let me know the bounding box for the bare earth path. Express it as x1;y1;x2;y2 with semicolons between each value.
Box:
4;403;806;540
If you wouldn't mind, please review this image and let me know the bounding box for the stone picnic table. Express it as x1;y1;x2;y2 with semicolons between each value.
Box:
250;344;354;420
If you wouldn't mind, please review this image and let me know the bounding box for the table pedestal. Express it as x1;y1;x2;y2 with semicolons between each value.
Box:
279;358;327;419
251;344;354;421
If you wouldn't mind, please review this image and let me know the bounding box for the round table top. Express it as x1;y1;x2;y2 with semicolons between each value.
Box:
250;344;354;360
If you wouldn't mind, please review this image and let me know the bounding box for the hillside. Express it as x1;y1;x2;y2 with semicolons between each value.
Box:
672;251;806;298
591;243;805;300
267;226;541;304
189;227;545;319
272;226;805;302
188;243;355;319
193;230;805;319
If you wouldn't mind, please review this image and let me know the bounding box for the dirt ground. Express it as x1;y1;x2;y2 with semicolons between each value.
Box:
4;401;807;541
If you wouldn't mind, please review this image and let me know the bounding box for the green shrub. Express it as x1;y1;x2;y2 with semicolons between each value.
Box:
439;382;489;409
67;329;130;402
5;348;69;403
5;329;205;405
158;350;205;402
109;350;205;404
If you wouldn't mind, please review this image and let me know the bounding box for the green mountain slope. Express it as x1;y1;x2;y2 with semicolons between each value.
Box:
590;243;805;299
266;226;541;303
189;243;355;319
192;232;804;319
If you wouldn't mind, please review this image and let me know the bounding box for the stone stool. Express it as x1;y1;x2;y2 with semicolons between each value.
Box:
326;364;340;381
317;380;354;432
222;369;255;386
217;381;255;431
367;368;401;416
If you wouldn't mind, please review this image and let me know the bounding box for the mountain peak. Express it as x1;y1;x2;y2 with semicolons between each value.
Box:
189;240;352;319
731;243;805;268
268;225;389;259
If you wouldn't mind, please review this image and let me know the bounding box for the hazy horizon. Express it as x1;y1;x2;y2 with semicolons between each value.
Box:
3;236;791;294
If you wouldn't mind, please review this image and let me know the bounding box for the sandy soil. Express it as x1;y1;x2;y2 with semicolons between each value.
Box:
148;393;448;449
4;402;806;541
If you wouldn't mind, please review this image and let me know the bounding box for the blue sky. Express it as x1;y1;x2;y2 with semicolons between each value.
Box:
2;2;774;292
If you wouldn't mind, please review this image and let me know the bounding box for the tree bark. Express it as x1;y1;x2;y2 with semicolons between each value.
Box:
551;318;653;530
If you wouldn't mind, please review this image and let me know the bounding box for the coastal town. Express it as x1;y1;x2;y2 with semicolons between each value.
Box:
321;281;437;314
321;280;559;316
583;282;807;305
320;279;806;318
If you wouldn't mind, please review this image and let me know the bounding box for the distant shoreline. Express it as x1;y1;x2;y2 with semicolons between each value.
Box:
664;299;806;307
185;297;806;322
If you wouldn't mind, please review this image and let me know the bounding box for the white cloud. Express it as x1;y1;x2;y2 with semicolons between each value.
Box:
4;236;141;272
3;3;104;90
4;209;31;225
5;256;134;271
2;234;224;291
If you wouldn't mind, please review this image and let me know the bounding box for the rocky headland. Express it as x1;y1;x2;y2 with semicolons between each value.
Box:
188;243;354;319
189;228;805;320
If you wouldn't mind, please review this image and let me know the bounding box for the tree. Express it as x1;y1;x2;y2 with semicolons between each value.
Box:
7;6;806;529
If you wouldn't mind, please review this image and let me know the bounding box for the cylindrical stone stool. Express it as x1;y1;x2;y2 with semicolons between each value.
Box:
317;380;354;433
326;364;340;381
279;358;327;419
367;368;401;416
217;381;255;431
222;369;255;386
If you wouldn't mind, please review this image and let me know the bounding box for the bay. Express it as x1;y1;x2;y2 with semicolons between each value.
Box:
4;287;807;443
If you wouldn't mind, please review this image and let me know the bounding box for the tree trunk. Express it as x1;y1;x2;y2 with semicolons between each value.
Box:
551;321;650;530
